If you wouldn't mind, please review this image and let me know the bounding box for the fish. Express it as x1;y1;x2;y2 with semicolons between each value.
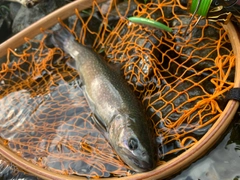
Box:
51;27;157;172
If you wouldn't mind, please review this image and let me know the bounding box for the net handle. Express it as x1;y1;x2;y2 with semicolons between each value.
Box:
0;0;107;58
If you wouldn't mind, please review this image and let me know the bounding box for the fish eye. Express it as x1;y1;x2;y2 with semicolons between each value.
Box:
128;138;138;150
115;114;123;120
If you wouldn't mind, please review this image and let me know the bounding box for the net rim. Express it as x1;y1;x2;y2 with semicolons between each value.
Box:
0;0;239;179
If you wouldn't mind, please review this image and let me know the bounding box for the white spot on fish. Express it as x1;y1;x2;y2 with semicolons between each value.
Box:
71;49;80;57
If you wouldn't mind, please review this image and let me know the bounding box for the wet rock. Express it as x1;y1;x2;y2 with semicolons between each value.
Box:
11;0;57;34
11;0;71;34
9;2;21;19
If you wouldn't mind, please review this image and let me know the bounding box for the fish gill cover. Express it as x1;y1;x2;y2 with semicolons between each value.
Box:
0;0;235;178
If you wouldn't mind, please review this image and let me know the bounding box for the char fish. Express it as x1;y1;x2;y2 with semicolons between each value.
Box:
51;27;157;172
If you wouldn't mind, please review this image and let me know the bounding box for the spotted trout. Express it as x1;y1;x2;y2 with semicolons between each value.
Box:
51;28;157;172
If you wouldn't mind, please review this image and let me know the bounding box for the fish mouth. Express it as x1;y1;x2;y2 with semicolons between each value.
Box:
129;157;154;172
120;148;155;172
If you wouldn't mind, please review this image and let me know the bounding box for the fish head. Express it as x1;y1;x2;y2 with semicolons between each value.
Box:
108;114;157;172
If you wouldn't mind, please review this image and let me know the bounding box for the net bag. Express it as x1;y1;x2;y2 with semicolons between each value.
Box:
0;0;239;179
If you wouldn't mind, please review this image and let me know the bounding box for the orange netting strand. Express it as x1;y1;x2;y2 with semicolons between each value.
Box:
0;34;129;177
59;0;235;161
0;0;235;178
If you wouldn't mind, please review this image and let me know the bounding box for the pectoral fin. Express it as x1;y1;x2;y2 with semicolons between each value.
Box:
90;113;109;139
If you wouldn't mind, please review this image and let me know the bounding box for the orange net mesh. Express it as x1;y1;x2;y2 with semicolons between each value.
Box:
0;0;235;178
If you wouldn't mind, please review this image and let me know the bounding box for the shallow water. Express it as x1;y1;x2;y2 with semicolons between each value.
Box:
173;111;240;180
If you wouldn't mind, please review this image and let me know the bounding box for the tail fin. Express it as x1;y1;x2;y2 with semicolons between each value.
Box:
51;26;74;52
